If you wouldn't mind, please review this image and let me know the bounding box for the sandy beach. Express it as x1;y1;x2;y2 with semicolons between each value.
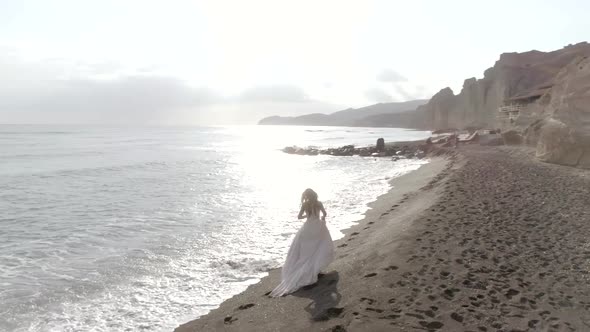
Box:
176;146;590;332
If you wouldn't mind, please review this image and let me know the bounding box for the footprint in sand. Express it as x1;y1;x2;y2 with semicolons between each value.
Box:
405;312;424;319
418;321;444;330
223;316;237;324
360;297;376;305
505;288;519;299
330;325;347;332
238;303;255;310
528;319;539;328
442;288;460;299
450;312;463;322
416;309;435;318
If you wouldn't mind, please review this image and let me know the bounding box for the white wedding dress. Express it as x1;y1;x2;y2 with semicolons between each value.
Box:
270;212;334;297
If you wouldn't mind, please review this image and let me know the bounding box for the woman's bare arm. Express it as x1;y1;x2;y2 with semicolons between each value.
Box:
319;202;327;220
297;205;306;219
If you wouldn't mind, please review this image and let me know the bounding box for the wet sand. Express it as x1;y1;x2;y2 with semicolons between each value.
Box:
176;146;590;332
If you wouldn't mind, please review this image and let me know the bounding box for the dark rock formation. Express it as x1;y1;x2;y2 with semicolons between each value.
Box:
502;130;523;145
376;138;385;152
281;143;430;160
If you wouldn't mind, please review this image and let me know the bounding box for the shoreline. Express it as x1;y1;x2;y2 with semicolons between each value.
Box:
177;145;590;331
175;152;453;331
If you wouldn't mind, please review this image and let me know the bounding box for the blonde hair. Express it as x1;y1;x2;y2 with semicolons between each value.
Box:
301;188;319;216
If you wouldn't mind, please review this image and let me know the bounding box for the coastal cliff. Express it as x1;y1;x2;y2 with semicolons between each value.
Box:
411;42;590;168
418;42;590;130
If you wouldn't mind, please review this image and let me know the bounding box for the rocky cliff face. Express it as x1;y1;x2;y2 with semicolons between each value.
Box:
420;42;590;131
527;56;590;168
414;42;590;168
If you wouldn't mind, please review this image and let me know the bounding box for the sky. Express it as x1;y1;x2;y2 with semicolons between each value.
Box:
1;0;589;125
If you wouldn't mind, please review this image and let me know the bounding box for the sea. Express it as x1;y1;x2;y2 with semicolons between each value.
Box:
0;125;431;332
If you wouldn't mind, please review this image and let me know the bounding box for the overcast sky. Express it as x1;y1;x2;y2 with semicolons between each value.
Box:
1;0;589;125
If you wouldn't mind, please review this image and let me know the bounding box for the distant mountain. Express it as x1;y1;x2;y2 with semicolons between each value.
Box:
258;100;428;127
353;109;428;129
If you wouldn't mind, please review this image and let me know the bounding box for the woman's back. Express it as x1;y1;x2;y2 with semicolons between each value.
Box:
304;201;320;218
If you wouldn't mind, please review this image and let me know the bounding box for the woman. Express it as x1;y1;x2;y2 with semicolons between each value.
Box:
270;188;334;297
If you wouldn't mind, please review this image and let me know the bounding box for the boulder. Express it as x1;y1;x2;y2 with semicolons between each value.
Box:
532;56;590;168
376;138;385;152
502;130;523;145
536;118;585;166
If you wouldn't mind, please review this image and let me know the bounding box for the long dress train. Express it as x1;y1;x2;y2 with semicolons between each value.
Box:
270;213;334;297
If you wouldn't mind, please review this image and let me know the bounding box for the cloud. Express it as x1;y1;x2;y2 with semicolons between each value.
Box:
373;69;426;101
0;73;220;124
377;69;408;83
0;55;328;124
372;68;434;101
364;88;395;103
393;84;415;101
237;85;309;103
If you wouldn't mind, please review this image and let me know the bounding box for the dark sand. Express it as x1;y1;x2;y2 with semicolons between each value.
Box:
176;146;590;332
